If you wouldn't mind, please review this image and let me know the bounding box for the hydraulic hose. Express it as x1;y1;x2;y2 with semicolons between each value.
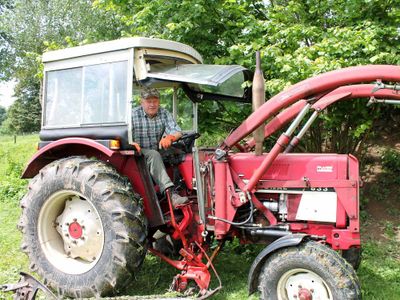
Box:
208;199;254;226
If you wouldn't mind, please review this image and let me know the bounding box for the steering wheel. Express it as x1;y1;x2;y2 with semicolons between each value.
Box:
180;131;200;141
173;131;201;153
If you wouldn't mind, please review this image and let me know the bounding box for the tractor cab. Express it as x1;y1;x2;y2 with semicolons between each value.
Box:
40;37;252;150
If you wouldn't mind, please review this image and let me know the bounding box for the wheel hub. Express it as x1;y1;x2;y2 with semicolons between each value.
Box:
278;268;332;300
68;221;83;239
298;288;313;300
56;196;103;262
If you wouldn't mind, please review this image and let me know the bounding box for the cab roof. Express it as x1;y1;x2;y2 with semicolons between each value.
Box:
42;37;203;64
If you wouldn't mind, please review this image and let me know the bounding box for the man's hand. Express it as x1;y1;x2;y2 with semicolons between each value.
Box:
130;142;141;153
159;135;177;149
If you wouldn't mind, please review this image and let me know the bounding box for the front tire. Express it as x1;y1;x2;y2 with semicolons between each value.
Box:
18;157;148;298
342;246;362;270
259;241;361;300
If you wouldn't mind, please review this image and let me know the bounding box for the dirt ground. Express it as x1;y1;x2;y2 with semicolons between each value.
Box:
360;132;400;244
362;192;400;243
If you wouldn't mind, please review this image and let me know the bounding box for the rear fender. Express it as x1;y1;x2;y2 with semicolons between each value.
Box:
248;234;308;295
22;138;164;227
22;138;116;178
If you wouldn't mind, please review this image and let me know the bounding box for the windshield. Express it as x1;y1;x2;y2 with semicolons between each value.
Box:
144;64;252;102
187;71;247;98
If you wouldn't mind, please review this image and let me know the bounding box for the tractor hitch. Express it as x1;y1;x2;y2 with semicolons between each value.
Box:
0;272;57;300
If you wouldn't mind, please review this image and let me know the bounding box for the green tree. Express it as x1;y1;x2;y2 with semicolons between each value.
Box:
0;0;127;132
96;0;400;152
224;0;400;153
0;0;14;80
1;76;41;134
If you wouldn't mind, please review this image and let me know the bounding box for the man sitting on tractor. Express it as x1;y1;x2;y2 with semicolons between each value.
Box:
131;87;189;208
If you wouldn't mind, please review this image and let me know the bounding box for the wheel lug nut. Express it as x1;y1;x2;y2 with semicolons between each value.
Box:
310;289;314;293
73;218;77;222
72;240;77;244
65;233;69;237
66;222;69;226
298;285;302;288
80;237;85;240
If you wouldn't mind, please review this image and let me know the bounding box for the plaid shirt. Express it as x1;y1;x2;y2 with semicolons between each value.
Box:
132;106;182;150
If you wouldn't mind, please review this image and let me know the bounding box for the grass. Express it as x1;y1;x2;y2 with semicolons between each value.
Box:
0;134;399;299
0;135;37;288
358;240;400;299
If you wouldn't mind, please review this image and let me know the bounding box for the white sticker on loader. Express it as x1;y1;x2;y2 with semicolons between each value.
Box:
296;191;337;223
317;165;333;173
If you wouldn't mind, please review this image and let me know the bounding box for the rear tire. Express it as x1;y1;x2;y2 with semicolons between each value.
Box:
259;241;361;300
18;157;148;298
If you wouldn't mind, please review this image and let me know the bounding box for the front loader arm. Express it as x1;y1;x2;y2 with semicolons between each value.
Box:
244;84;400;150
312;84;400;110
224;65;400;148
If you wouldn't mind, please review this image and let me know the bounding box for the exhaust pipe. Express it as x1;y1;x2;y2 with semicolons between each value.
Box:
252;51;265;155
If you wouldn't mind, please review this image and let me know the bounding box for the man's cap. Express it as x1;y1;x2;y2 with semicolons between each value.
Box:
140;88;160;99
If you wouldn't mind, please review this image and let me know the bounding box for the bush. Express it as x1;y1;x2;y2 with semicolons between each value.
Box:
381;149;400;173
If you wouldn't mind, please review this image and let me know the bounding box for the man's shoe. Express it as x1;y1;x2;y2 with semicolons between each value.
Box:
170;193;189;208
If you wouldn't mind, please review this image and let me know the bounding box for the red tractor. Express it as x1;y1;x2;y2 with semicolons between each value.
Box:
16;37;400;299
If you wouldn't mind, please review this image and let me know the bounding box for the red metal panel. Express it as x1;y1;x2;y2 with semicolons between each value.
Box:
290;224;360;249
229;153;349;181
255;180;356;189
244;134;290;192
213;160;228;238
118;155;164;227
178;155;194;190
335;189;347;228
225;65;400;147
347;154;360;233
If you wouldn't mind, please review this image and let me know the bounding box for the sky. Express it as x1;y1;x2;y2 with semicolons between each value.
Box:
0;80;16;108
